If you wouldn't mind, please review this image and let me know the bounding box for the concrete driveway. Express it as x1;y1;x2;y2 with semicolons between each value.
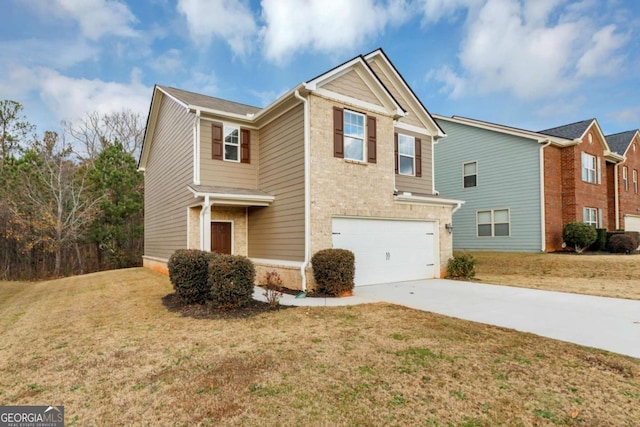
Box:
256;279;640;358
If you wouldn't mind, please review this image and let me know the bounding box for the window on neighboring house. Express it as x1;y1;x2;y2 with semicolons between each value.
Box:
463;161;477;188
343;110;365;162
583;207;599;227
224;125;239;162
477;209;510;237
581;152;600;184
398;134;415;175
634;169;638;194
623;166;628;191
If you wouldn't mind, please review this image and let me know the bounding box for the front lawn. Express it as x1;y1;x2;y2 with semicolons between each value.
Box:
0;268;638;425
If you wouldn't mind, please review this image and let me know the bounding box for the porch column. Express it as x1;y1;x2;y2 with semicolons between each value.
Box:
200;195;211;251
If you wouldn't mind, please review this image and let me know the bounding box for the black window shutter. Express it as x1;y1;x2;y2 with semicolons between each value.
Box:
367;115;376;163
333;107;344;158
241;129;250;164
415;138;422;177
394;132;399;174
212;123;223;160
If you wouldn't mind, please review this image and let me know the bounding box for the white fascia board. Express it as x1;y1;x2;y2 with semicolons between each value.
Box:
604;150;625;163
313;88;395;117
305;57;363;90
394;193;465;207
394;121;436;137
188;186;275;206
156;86;189;109
188;105;255;123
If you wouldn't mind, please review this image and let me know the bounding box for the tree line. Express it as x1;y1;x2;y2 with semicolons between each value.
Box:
0;100;145;280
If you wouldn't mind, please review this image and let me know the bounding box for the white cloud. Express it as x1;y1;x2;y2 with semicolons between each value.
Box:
426;0;629;100
180;71;219;97
177;0;257;56
417;0;481;23
36;68;151;123
260;0;409;64
24;0;138;40
576;25;627;77
149;49;183;74
609;107;640;124
426;65;467;99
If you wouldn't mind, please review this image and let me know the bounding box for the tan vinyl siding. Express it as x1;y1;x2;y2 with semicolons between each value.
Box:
199;120;258;189
368;61;422;128
144;94;194;260
323;70;383;106
248;105;305;261
395;129;433;194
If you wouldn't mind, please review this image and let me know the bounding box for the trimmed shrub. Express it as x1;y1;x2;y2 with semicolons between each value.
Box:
562;222;597;254
606;231;625;251
447;252;477;279
168;249;217;304
311;249;355;296
209;254;256;308
608;234;637;254
627;231;640;249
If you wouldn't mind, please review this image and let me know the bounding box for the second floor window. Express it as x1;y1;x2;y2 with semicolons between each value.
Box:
343;110;365;162
398;134;415;175
581;152;599;184
224;125;239;162
623;166;628;191
634;170;638;193
463;161;477;188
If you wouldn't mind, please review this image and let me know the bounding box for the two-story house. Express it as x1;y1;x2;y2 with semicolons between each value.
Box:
607;129;640;231
138;49;462;289
433;115;623;252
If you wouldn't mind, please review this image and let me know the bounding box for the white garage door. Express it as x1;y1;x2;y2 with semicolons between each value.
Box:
624;215;640;232
332;217;437;286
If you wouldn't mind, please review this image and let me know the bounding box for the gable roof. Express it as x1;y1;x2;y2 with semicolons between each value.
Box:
606;130;639;156
364;48;446;137
158;85;261;116
538;119;595;140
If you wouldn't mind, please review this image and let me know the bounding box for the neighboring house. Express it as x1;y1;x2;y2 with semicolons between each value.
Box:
433;116;623;252
606;129;640;231
138;49;462;289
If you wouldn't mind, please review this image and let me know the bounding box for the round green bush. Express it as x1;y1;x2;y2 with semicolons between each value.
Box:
209;254;256;308
168;249;217;304
447;252;477;279
311;249;355;296
562;222;597;254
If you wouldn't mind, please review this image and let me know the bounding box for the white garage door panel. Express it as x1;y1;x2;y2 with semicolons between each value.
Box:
625;215;640;232
332;218;436;286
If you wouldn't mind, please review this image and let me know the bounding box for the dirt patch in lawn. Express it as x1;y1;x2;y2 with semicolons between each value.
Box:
0;268;638;426
468;251;640;300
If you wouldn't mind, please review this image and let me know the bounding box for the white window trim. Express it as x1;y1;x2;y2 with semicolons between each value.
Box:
223;124;241;163
634;169;638;194
623;166;628;191
463;161;478;189
397;133;415;176
581;152;597;184
476;208;510;238
210;219;235;254
582;207;598;227
343;109;366;162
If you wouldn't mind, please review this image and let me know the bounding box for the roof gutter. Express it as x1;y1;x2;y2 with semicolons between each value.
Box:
294;89;311;295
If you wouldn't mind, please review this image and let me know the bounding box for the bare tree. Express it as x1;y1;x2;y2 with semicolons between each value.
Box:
10;132;103;276
62;109;146;163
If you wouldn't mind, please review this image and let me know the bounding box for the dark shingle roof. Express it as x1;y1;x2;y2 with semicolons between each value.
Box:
158;85;261;116
539;118;595;139
606;130;637;156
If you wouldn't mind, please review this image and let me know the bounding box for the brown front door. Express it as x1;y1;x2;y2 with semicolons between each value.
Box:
211;222;232;254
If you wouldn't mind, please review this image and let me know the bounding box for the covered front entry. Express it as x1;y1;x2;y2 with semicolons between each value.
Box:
332;217;437;286
211;222;232;254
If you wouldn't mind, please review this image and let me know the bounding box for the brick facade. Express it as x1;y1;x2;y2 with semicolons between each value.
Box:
544;124;612;251
617;134;640;228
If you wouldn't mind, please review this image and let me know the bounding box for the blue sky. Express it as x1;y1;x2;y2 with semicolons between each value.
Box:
1;0;639;139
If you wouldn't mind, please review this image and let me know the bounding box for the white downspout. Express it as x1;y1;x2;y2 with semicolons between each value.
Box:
614;163;620;230
194;109;201;185
294;89;310;293
539;141;552;252
452;202;463;215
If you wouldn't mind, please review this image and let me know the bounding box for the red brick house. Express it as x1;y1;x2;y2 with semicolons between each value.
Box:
606;129;640;231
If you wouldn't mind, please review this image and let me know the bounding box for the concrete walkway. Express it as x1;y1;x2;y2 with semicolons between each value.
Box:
253;280;640;358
